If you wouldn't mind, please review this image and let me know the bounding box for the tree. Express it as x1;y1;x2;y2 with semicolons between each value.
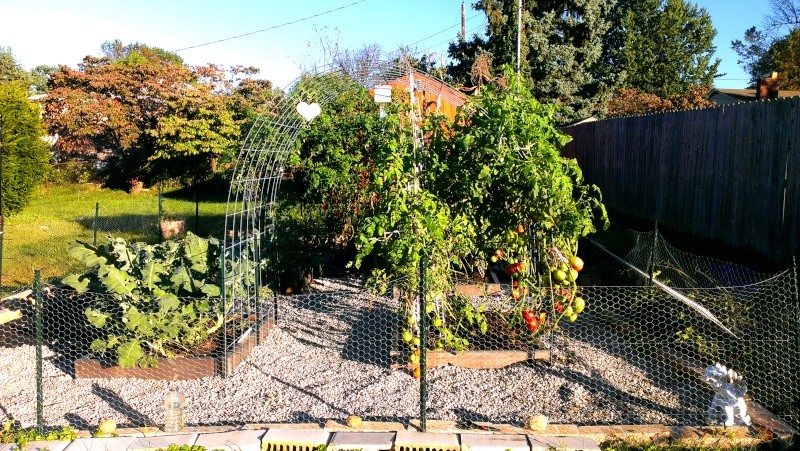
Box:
732;0;800;87
771;29;800;89
731;27;775;86
448;0;620;124
764;0;800;33
0;81;51;215
44;43;238;187
0;47;28;84
618;0;720;98
606;86;714;118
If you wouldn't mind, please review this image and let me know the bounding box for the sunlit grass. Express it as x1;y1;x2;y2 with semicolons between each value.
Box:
2;184;227;285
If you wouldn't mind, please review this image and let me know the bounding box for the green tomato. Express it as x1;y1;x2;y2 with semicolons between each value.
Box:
409;354;420;365
573;297;586;314
505;229;517;244
425;303;435;314
568;314;578;322
564;306;574;317
402;330;413;342
406;316;414;325
433;318;443;327
568;269;579;282
553;270;567;283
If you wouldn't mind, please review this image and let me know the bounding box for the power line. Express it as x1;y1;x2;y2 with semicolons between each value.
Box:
404;13;481;49
419;19;487;54
172;0;368;52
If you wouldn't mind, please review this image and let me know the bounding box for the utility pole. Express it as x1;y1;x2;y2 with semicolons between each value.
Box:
461;2;466;42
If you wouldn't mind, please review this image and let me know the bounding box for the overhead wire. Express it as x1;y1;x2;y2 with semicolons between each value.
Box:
172;0;368;52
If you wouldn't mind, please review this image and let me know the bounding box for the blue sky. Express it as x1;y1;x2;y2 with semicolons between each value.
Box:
0;0;775;89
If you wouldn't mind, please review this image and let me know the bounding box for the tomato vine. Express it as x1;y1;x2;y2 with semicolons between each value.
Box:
353;68;608;363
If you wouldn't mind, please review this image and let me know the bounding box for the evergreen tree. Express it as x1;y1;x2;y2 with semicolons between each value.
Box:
448;0;620;124
618;0;720;98
0;80;51;215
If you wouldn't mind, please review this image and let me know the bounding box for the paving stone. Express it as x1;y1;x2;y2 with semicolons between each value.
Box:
529;435;601;451
64;436;137;451
459;433;529;451
394;430;460;451
542;424;580;435
127;433;198;451
3;440;70;451
194;429;265;451
262;428;330;451
324;420;406;432
327;431;395;451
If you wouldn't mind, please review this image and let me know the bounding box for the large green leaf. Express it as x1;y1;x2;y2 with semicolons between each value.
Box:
141;260;167;291
89;338;108;353
68;245;107;268
116;340;145;368
123;307;152;335
170;266;198;293
199;283;220;297
183;232;209;273
110;237;134;271
85;308;109;328
158;293;180;312
98;266;137;297
63;274;90;292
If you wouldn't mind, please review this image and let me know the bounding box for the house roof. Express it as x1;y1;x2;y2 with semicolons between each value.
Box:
386;71;468;108
708;88;800;105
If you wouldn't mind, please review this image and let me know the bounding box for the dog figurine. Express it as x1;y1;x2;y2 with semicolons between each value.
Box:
703;363;751;426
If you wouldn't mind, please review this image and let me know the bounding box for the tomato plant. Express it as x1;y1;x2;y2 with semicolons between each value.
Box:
353;67;607;358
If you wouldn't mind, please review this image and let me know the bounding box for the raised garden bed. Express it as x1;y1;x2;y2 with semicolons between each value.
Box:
74;318;273;380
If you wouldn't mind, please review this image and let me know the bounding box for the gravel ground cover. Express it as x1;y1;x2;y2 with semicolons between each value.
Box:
0;278;707;429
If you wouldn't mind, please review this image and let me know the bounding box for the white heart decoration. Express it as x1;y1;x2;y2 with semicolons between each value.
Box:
296;102;321;121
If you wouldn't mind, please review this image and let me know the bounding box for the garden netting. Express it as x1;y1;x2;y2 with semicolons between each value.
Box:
0;230;797;434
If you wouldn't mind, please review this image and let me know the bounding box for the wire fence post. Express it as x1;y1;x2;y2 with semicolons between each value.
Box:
158;187;164;243
194;186;199;235
418;255;428;432
793;256;799;415
0;213;4;289
93;202;99;246
648;221;658;287
0;113;4;289
220;250;228;377
34;269;44;434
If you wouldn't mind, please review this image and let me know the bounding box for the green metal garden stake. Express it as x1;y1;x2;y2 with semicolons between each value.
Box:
194;186;199;234
419;255;428;432
93;202;99;245
0;113;4;289
220;250;227;377
158;187;163;243
34;269;44;434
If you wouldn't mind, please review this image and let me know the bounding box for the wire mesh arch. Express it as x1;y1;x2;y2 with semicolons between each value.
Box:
221;59;463;357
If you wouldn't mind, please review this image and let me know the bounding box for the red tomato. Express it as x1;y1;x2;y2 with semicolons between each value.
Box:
522;310;535;321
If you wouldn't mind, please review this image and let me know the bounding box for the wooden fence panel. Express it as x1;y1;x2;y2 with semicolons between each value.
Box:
562;97;800;265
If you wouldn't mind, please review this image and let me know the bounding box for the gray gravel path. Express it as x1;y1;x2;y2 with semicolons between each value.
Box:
0;278;707;429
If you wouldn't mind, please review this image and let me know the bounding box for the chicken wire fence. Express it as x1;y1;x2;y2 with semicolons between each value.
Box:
0;192;224;287
0;230;798;434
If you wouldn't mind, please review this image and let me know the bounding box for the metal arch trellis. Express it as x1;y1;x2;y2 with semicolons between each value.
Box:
220;59;461;369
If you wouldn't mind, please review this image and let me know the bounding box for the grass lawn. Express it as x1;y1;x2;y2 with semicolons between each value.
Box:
2;183;227;286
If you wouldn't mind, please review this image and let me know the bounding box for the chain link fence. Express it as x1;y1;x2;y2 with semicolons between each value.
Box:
0;229;797;435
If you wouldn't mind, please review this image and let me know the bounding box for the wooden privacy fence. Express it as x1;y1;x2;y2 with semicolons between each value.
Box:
562;97;800;265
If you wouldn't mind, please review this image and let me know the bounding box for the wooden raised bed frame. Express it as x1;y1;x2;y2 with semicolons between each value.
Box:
75;320;273;380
